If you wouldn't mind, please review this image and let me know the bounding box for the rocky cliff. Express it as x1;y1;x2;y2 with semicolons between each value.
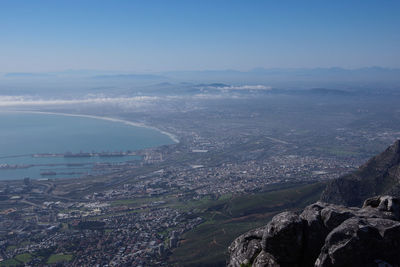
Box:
228;195;400;266
320;140;400;206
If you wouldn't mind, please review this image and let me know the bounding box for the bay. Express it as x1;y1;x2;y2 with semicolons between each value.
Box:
0;112;175;180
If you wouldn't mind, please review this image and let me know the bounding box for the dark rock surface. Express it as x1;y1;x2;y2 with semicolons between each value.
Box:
262;212;304;266
228;227;264;267
321;140;400;207
253;251;279;267
228;195;400;267
315;217;400;267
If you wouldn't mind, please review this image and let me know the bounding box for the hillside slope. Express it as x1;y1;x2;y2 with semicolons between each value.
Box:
321;140;400;206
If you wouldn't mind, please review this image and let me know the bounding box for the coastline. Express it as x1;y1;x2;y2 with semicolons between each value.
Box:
1;110;180;144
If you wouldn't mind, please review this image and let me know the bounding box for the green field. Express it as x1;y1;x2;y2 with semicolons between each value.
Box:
47;254;73;264
0;259;20;267
14;254;32;264
0;253;32;266
169;182;325;266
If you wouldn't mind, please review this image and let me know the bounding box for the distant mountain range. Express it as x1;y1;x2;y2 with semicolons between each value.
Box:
1;67;400;97
163;67;400;87
91;74;166;80
2;67;400;85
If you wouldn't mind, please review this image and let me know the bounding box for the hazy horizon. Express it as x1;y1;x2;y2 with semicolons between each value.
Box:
1;0;400;73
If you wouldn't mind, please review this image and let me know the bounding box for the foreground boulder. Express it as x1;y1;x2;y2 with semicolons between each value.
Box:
316;217;400;266
262;212;304;266
228;195;400;267
228;227;264;267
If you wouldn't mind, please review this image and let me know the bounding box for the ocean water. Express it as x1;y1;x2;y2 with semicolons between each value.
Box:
0;112;175;180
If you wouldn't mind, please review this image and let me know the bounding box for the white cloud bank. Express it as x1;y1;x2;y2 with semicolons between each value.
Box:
219;85;272;90
199;84;272;90
0;95;159;107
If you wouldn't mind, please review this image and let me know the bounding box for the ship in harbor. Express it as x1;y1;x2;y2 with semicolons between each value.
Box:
32;151;129;158
40;171;57;176
98;152;125;157
64;152;91;158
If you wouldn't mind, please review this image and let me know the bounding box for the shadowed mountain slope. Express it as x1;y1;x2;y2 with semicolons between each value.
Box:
321;140;400;207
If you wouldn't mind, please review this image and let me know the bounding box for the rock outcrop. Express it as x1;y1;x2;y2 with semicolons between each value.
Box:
228;227;264;267
321;140;400;207
228;195;400;267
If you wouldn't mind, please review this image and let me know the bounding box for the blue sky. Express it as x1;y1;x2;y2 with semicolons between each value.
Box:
1;0;399;72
